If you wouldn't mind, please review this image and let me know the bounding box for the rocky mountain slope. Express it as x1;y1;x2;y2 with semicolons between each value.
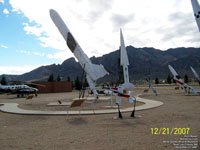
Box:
1;46;200;83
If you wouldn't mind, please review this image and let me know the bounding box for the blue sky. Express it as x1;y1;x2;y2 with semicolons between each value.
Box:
0;0;62;75
0;0;200;75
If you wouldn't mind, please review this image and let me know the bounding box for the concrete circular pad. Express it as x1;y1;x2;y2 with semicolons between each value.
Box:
0;96;163;115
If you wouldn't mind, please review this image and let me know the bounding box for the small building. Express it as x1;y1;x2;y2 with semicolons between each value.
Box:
30;81;72;93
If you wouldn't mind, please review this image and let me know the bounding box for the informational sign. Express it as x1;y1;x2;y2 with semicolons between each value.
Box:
70;99;86;108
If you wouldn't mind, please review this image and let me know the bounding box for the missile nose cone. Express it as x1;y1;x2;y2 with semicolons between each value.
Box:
49;9;58;19
49;9;68;41
49;9;77;53
49;9;53;14
49;9;55;15
120;28;123;37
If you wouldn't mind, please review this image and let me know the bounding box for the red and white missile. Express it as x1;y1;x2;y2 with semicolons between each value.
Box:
104;87;135;103
168;65;200;94
168;65;184;85
104;30;135;105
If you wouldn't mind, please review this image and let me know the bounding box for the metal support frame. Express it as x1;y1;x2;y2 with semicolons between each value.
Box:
130;97;136;118
117;103;123;119
79;64;86;99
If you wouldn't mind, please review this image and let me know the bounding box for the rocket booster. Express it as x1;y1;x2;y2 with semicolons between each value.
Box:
49;9;109;82
120;29;134;89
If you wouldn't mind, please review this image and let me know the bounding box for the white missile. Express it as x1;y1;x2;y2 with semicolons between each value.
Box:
191;0;200;31
49;9;109;81
190;66;200;84
49;9;109;96
120;29;129;67
120;29;134;89
168;65;200;94
168;65;178;76
168;65;183;81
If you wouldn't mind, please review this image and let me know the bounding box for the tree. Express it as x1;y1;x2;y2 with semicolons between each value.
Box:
167;75;171;84
67;76;71;82
172;78;176;83
105;68;114;87
184;74;189;83
75;76;82;90
155;77;159;84
56;76;61;82
1;75;7;85
48;73;54;82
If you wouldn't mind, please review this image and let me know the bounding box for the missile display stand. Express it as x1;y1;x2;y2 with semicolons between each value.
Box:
130;97;136;118
117;103;123;119
79;64;86;99
113;97;137;119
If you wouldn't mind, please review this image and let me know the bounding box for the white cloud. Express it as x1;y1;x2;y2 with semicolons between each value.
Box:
0;65;41;75
16;49;31;55
23;23;43;37
33;52;45;57
47;51;70;60
16;49;46;57
0;0;4;4
9;0;200;62
1;45;8;48
3;8;9;15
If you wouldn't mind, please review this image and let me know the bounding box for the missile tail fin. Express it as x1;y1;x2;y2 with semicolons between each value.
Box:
91;64;109;80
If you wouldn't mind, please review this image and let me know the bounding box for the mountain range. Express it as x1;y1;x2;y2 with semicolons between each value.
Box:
1;46;200;84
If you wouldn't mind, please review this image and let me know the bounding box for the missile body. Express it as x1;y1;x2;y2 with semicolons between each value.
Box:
50;9;109;96
50;9;108;82
168;65;184;83
191;0;200;31
190;66;200;84
168;65;199;94
120;29;134;89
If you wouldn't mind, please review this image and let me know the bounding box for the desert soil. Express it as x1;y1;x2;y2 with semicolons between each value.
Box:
0;87;199;150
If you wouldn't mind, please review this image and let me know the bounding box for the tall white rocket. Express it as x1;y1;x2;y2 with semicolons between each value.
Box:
120;29;134;89
191;0;200;31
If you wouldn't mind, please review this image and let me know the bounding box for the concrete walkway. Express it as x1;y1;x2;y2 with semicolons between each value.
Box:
47;102;72;106
0;96;163;115
47;97;110;106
